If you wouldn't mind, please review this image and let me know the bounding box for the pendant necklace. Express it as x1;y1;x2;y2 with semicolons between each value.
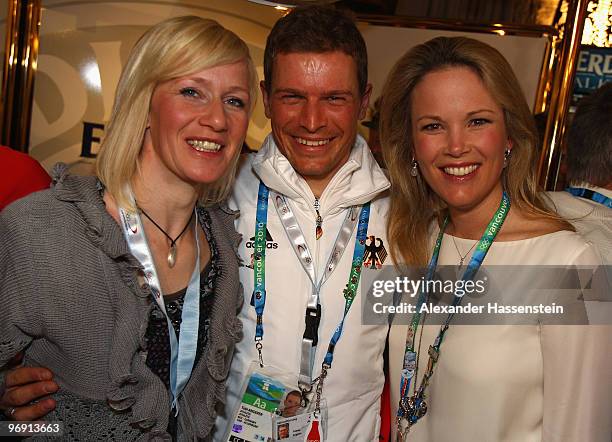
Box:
137;205;194;268
451;235;477;267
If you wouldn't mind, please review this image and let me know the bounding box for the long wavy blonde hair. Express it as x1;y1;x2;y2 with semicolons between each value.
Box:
96;16;258;209
380;37;571;266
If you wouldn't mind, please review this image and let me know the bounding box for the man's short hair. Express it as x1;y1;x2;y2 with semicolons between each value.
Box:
566;83;612;187
263;5;368;95
285;390;301;399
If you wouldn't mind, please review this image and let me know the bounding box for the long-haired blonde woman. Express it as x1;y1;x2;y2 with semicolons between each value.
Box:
0;16;257;440
380;37;610;441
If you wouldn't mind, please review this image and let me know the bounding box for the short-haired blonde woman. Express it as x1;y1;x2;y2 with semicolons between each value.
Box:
0;16;256;440
380;37;610;441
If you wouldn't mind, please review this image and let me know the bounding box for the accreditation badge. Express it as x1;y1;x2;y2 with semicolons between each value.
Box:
225;362;300;442
272;400;328;442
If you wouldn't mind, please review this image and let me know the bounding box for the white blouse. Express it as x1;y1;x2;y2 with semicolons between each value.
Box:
389;230;611;442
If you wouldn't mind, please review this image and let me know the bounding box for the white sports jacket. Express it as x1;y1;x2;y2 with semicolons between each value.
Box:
215;134;391;441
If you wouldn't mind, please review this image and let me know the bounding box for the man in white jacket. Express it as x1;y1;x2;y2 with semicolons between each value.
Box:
547;83;611;265
217;6;390;442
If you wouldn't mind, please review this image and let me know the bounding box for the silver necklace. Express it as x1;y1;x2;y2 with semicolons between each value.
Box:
451;235;478;267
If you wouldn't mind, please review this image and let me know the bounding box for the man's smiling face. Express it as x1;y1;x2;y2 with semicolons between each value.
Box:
262;51;371;194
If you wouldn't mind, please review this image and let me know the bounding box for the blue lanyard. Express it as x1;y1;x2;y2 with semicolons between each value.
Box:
323;202;370;367
397;192;510;434
566;187;612;209
253;183;269;349
252;181;370;371
119;203;201;414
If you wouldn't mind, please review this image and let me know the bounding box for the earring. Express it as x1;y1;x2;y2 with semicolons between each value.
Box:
410;159;419;177
503;148;511;168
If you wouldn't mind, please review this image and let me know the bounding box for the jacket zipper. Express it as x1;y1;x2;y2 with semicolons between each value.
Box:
314;198;323;240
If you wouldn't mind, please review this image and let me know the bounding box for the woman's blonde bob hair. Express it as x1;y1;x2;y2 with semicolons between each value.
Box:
380;36;571;266
96;16;258;208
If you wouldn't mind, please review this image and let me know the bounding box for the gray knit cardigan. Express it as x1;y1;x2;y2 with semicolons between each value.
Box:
0;165;243;441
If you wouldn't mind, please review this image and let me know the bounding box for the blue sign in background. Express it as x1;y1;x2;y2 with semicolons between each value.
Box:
574;46;612;95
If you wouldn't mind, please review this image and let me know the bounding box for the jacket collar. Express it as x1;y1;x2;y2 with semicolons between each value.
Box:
252;134;389;215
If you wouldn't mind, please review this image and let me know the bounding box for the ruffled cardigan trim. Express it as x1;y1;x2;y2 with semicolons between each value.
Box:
51;164;243;440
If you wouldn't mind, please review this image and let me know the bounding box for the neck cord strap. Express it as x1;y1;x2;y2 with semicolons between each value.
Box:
396;192;510;438
271;191;361;391
312;202;370;415
138;204;195;268
119;196;201;415
322;202;370;367
138;205;194;248
253;181;370;395
566;187;612;209
253;183;270;366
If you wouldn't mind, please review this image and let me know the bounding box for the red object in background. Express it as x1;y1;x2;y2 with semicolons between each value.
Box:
379;369;391;442
0;146;51;211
